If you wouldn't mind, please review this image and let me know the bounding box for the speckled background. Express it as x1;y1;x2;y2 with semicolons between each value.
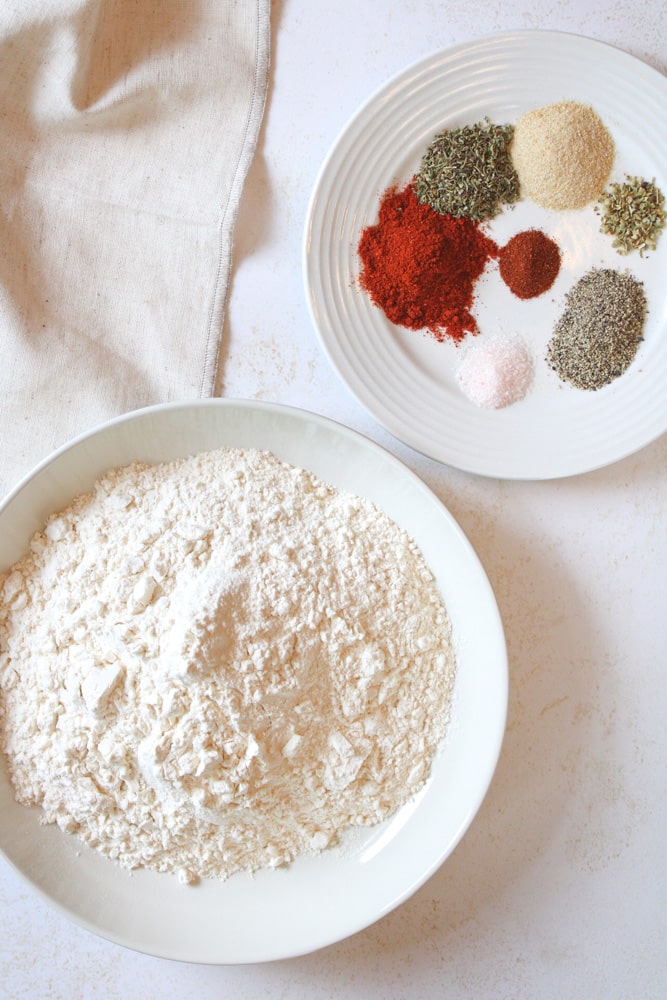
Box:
2;1;666;997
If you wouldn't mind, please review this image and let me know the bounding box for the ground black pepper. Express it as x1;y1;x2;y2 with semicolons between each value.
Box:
546;268;646;390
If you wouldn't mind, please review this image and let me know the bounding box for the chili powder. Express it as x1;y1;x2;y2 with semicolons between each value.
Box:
357;183;497;343
499;229;561;299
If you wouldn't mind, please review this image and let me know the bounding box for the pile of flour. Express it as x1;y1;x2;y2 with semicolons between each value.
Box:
0;448;456;883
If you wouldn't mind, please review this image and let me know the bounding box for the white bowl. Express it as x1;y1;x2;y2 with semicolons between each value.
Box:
0;399;507;963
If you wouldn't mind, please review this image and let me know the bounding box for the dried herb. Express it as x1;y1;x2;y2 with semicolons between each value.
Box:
546;268;646;391
414;119;520;222
595;175;666;256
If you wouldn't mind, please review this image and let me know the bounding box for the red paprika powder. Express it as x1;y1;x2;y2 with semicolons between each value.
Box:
499;229;561;299
357;183;498;343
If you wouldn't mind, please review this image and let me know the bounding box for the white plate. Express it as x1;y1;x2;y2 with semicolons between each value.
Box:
303;31;667;479
0;400;507;964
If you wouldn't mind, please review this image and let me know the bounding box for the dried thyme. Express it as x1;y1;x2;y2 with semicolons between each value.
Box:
546;268;646;391
595;175;666;256
413;119;520;222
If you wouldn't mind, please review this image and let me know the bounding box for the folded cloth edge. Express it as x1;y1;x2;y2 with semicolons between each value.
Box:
200;0;272;398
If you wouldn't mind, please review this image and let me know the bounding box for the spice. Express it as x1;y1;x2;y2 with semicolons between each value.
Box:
357;183;498;342
511;101;614;211
456;335;533;409
499;229;561;299
413;119;520;222
546;268;646;390
595;175;666;256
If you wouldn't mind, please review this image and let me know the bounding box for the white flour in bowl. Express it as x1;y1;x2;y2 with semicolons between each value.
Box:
0;448;455;883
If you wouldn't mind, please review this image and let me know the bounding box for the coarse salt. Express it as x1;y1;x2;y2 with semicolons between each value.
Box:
456;335;533;409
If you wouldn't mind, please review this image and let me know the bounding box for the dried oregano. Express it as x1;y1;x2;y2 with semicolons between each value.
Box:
595;175;666;256
413;119;520;222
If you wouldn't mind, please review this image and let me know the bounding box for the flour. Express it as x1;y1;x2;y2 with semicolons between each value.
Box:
0;448;456;883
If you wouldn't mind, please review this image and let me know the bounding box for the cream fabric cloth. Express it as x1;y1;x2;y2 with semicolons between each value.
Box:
0;0;270;498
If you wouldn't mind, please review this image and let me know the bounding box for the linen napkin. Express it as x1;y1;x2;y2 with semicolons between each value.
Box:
0;0;270;499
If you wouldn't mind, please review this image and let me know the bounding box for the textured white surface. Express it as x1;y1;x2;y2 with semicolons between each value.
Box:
1;0;666;997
